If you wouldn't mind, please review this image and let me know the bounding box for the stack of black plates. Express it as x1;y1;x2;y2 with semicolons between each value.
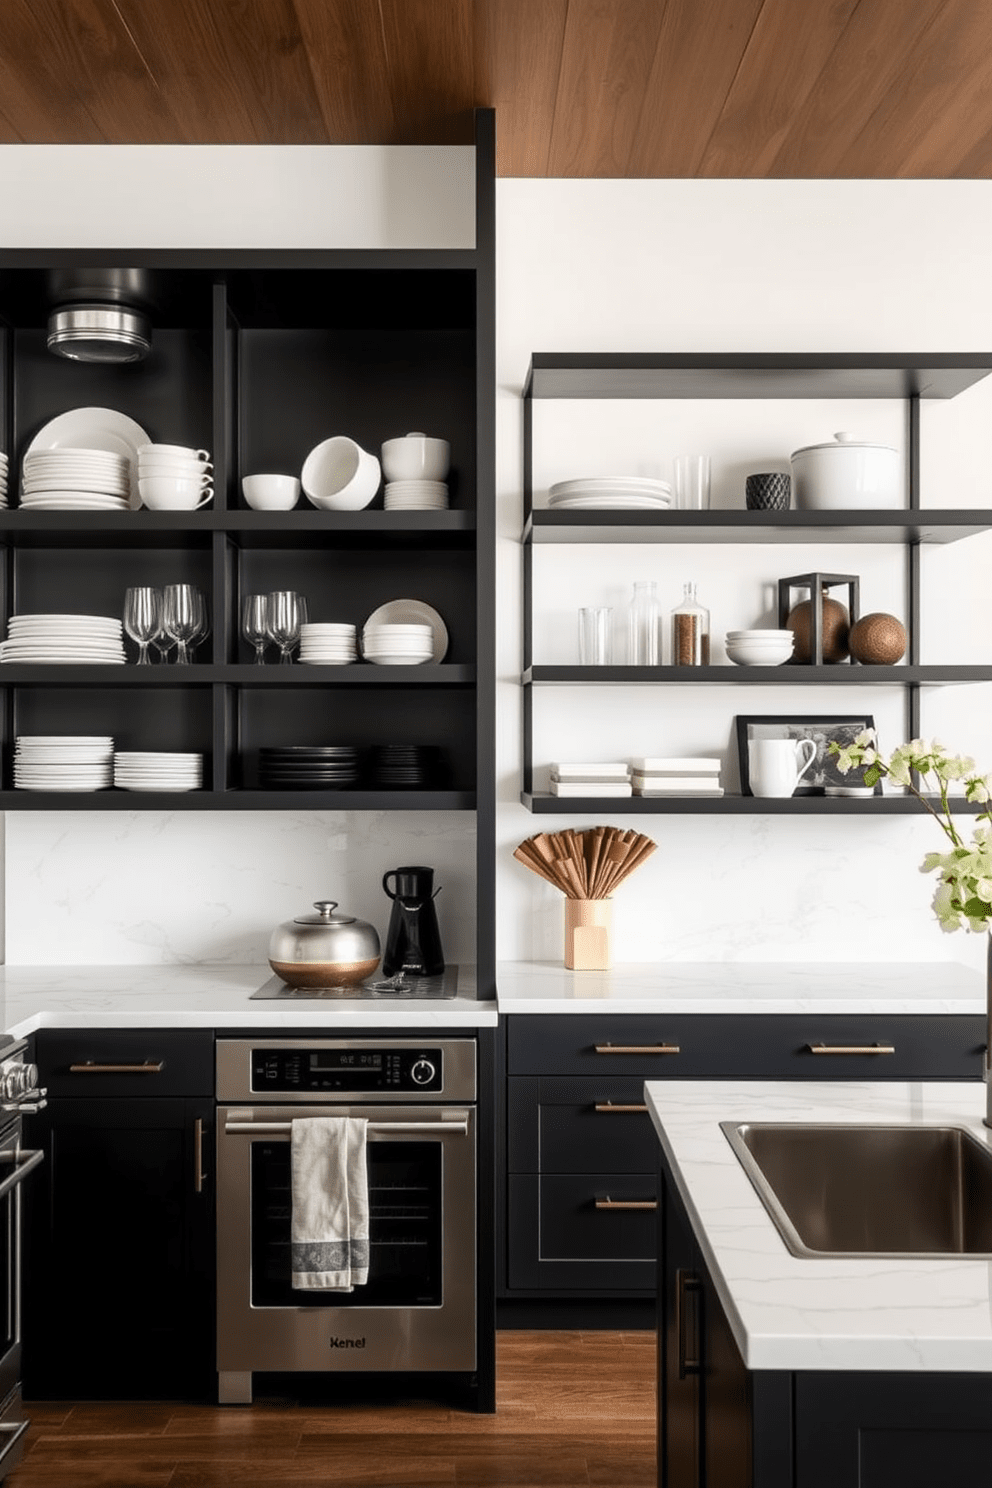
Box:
258;746;359;790
366;743;444;789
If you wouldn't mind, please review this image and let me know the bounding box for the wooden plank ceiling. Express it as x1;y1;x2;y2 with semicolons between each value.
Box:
0;0;989;176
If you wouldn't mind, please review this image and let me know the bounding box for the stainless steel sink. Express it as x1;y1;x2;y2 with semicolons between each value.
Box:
721;1121;992;1259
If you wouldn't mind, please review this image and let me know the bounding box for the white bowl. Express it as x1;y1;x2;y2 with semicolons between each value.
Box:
138;477;213;511
242;474;301;511
725;629;793;639
138;443;210;461
381;433;450;482
726;646;793;667
301;436;380;511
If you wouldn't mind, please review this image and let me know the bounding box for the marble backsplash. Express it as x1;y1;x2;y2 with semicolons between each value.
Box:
2;810;477;966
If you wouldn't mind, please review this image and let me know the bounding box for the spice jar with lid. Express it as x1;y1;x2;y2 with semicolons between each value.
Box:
671;581;710;666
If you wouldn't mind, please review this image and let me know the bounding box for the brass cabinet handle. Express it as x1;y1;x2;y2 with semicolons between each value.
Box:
594;1101;648;1113
594;1043;681;1055
69;1061;164;1073
194;1117;206;1194
676;1270;702;1379
594;1196;657;1211
805;1043;895;1056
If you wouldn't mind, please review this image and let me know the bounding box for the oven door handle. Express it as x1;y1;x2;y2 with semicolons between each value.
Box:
0;1147;44;1201
223;1117;470;1137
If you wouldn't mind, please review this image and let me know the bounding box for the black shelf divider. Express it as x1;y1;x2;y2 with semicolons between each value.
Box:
1;788;476;812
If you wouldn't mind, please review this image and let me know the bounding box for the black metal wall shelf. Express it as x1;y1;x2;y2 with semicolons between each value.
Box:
521;792;987;816
523;353;992;401
524;665;992;687
525;510;992;545
520;350;992;809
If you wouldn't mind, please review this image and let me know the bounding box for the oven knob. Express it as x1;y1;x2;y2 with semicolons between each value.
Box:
410;1058;436;1086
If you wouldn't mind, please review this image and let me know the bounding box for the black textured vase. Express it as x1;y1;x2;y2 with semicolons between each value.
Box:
746;472;791;511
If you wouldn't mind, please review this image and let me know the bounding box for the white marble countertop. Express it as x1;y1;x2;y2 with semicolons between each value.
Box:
646;1078;992;1374
0;964;497;1037
497;960;985;1014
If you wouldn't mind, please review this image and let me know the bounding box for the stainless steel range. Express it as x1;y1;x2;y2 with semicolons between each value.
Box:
0;1038;46;1481
215;1036;477;1405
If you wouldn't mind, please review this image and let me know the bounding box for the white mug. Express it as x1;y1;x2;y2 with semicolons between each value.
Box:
749;737;817;798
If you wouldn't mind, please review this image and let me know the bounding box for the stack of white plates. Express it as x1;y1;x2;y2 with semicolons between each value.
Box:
362;600;448;661
298;622;358;665
548;476;673;511
20;448;131;511
113;752;203;792
384;479;449;511
0;614;126;664
14;735;114;792
0;452;8;508
361;622;434;665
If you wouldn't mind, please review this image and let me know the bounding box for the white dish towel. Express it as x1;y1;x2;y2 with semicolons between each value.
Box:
290;1116;369;1291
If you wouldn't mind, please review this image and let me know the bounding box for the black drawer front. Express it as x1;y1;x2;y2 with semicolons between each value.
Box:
508;1076;656;1173
507;1173;656;1292
37;1029;215;1098
507;1014;985;1080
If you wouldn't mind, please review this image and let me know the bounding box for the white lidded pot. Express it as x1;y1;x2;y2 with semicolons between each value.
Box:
790;431;900;510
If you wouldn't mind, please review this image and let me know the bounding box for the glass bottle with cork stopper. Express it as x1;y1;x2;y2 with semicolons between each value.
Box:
671;581;710;666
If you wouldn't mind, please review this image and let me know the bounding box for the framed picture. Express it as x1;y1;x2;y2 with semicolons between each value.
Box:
735;714;880;796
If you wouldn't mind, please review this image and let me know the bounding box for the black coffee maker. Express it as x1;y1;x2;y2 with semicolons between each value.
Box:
381;865;445;978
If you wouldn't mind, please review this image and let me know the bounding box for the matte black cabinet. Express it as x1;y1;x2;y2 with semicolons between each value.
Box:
658;1161;992;1488
503;1011;984;1305
22;1029;215;1400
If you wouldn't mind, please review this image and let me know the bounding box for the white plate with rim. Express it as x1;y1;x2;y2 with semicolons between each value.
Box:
548;493;673;510
26;408;150;510
362;600;447;661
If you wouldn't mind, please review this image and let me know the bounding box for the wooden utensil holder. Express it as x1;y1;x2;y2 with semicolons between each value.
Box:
564;898;612;970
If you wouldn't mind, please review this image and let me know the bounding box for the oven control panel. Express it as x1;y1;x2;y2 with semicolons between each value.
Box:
251;1046;443;1094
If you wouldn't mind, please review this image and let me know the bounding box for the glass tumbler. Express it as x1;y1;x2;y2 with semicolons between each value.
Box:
578;606;612;665
674;454;711;511
627;581;660;665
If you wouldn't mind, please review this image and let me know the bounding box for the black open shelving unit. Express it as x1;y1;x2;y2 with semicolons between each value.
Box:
0;111;496;841
521;352;992;814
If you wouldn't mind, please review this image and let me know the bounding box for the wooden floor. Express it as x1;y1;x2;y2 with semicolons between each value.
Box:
9;1332;657;1488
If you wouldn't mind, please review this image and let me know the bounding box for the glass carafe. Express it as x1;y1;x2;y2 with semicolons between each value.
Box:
671;581;710;666
627;581;660;665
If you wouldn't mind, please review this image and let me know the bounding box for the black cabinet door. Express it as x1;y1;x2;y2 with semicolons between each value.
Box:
660;1176;703;1488
23;1096;214;1399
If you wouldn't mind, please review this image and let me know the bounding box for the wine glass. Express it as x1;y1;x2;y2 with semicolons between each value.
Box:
190;589;210;658
241;595;269;663
122;587;161;666
266;591;306;664
161;584;201;665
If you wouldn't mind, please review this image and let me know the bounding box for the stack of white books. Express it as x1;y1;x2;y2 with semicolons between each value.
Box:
549;761;632;797
629;757;723;796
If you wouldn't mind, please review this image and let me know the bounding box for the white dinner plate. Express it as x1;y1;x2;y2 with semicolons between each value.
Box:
26;408;150;510
547;493;673;510
14;781;112;792
362;600;447;662
550;475;672;495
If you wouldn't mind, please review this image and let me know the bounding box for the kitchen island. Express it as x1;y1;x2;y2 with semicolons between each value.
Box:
647;1077;992;1487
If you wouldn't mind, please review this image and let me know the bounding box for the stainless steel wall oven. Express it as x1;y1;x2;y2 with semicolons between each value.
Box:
216;1037;477;1405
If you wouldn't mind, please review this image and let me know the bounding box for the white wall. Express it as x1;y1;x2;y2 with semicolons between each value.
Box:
3;161;991;972
495;179;992;973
